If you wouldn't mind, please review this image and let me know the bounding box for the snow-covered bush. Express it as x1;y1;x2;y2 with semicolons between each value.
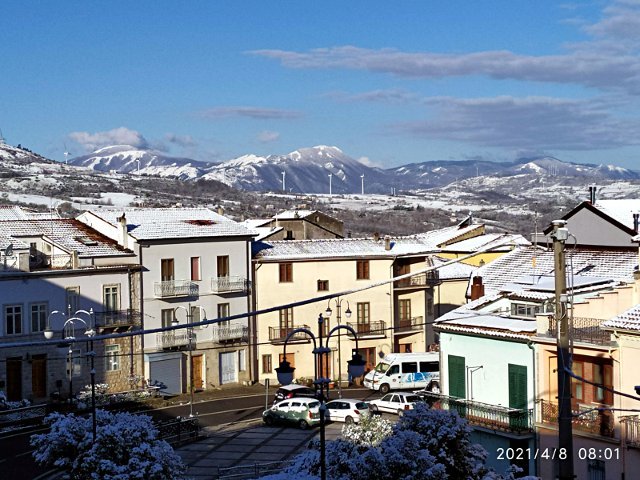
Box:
31;409;186;480
0;390;31;411
341;411;393;446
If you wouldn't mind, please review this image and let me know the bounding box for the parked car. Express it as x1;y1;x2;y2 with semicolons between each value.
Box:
273;384;317;405
325;399;370;424
369;393;423;415
262;397;322;429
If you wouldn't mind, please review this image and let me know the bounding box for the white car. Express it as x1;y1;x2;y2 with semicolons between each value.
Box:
369;393;423;415
324;399;370;424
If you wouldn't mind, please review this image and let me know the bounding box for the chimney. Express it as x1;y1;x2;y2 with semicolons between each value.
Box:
373;232;380;242
72;250;79;269
470;276;485;300
117;214;128;249
634;212;640;233
384;235;391;251
217;206;224;216
588;184;597;204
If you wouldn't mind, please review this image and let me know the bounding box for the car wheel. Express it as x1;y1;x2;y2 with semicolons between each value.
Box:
345;416;354;424
264;415;274;426
379;384;390;394
298;420;309;430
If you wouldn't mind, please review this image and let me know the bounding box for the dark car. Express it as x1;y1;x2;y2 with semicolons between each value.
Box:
273;384;317;405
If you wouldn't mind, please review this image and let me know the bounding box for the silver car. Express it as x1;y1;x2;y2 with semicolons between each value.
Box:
324;399;370;424
369;393;422;415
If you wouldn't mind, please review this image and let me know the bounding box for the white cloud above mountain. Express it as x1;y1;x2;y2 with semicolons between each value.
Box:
68;127;149;152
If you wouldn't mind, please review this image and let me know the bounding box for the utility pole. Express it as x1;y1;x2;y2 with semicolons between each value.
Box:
552;220;574;480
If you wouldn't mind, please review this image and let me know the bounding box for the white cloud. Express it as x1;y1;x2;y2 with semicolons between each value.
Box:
257;130;280;143
68;127;149;152
357;156;383;168
164;133;197;148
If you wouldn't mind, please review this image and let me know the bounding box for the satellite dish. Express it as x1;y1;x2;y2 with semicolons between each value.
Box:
4;244;13;257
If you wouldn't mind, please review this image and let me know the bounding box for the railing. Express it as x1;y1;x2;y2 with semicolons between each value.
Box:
153;280;198;298
422;392;534;434
539;400;614;438
622;416;640;447
29;252;72;270
95;309;141;329
156;330;197;349
346;320;386;337
213;324;249;343
395;271;440;289
545;317;612;346
0;403;48;427
396;316;423;333
211;276;250;294
269;325;311;343
213;460;291;480
157;416;199;446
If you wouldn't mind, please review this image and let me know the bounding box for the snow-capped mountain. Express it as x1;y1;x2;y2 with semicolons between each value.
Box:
68;145;214;181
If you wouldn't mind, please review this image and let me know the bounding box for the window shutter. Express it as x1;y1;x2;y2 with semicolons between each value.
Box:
448;355;465;398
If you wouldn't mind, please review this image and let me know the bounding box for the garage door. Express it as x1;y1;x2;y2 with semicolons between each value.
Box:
219;351;237;384
147;352;183;395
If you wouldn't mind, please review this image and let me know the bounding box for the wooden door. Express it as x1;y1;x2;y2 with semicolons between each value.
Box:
191;355;203;391
161;258;174;281
31;355;47;398
6;358;22;401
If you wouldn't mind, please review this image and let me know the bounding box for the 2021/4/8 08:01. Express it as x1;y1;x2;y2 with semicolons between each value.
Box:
496;447;620;461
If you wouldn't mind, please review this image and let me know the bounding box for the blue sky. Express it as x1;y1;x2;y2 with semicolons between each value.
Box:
2;1;640;169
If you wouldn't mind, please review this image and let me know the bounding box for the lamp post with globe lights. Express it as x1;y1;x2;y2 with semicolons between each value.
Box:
276;313;366;480
323;298;352;398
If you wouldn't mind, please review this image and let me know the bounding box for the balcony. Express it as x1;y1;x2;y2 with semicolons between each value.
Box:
211;276;250;294
95;310;141;330
622;416;640;448
269;325;311;343
29;252;72;270
156;330;197;349
543;317;613;346
154;280;198;298
423;392;534;434
213;323;248;343
396;316;423;333
540;400;614;438
395;271;440;289
346;321;386;338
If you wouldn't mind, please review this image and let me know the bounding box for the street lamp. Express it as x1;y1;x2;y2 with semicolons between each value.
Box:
324;299;352;398
276;314;366;480
172;304;207;418
44;308;97;443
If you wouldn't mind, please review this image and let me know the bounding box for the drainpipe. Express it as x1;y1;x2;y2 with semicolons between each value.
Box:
527;340;539;477
138;242;145;380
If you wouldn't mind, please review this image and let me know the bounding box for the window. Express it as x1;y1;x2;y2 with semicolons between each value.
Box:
426;296;434;316
419;361;439;373
510;303;541;318
357;302;370;326
262;354;272;374
572;361;584;401
191;257;201;281
279;263;293;282
105;344;120;371
588;459;605;480
279;308;294;329
399;299;411;322
317;280;329;291
161;309;174;328
356;260;370;280
217;255;229;277
66;287;80;314
239;349;246;372
217;303;230;327
402;362;418;374
103;285;119;313
5;305;22;335
593;363;613;405
161;258;174;281
448;355;466;399
190;305;201;323
30;303;48;333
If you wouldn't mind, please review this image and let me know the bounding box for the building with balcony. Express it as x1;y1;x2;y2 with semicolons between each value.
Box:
252;221;489;386
77;207;256;394
0;214;141;401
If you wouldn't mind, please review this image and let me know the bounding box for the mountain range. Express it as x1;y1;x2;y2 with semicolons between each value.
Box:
67;144;640;193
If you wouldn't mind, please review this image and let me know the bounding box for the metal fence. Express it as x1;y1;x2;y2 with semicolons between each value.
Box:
213;460;291;479
157;416;200;446
540;400;614;438
346;320;386;337
546;316;612;346
622;415;640;447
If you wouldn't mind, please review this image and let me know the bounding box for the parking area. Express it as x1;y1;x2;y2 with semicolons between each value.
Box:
177;419;345;479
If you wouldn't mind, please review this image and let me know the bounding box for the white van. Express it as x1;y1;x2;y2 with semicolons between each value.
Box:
363;352;439;394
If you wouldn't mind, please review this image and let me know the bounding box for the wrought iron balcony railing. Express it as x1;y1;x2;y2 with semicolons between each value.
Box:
346;320;386;337
212;323;249;343
422;392;534;434
211;276;250;294
395;271;440;289
544;317;612;346
396;316;423;333
95;310;141;329
154;280;198;298
269;325;311;343
622;416;640;448
156;330;197;349
539;400;614;438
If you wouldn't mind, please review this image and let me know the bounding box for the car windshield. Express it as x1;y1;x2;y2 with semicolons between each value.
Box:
405;395;422;403
355;402;369;409
374;362;390;373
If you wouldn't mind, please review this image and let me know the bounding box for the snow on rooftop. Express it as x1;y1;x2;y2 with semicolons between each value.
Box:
594;199;640;229
602;304;640;331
